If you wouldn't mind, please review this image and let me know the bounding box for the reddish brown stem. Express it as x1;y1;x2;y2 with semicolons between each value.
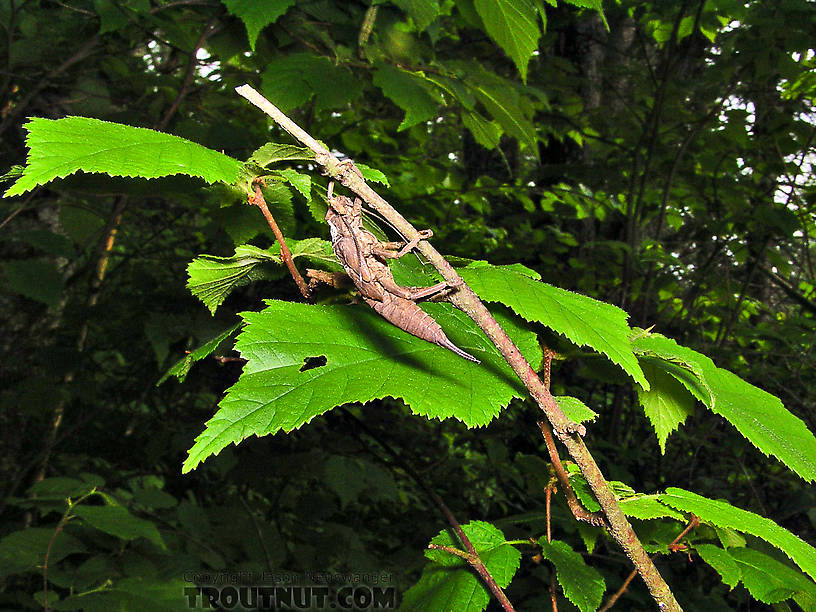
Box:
250;182;311;299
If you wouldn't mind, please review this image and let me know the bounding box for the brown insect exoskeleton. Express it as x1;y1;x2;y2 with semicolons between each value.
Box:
324;181;479;363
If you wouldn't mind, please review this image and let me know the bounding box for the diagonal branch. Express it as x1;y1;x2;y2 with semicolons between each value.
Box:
235;84;682;612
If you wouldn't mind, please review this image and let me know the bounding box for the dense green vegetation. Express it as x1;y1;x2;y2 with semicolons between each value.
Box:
2;1;816;610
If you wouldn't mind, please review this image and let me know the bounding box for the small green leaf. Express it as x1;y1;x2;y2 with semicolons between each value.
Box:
469;72;539;157
222;0;297;50
555;396;598;424
187;244;281;315
617;494;686;521
158;322;243;385
538;539;605;612
183;301;541;472
637;358;696;453
659;487;816;583
5;117;243;197
459;262;648;389
473;0;540;82
401;521;520;611
373;65;442;131
73;505;165;549
249;143;314;166
277;168;311;199
695;543;741;588
356;163;390;187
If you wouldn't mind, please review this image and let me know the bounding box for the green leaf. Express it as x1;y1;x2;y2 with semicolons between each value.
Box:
634;332;816;482
538;539;605;612
222;0;297;50
637;358;696;453
5;117;243;197
73;505;166;550
459;262;648;389
391;0;440;31
695;543;741;588
0;528;85;577
659;488;816;583
468;72;538;157
473;0;540;82
276;168;311;200
2;259;62;306
555;396;598;424
249;143;314;166
356;163;390;187
262;53;361;112
183;300;541;472
617;494;686;521
187;244;281;315
401;521;520;611
373;65;442;131
730;547;816;608
462;111;503;149
157;322;243;385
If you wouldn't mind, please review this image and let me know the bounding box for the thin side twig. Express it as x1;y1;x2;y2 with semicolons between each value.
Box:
250;181;311;299
235;85;681;612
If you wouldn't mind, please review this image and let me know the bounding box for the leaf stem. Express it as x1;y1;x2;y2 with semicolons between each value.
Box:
235;85;682;612
250;180;311;299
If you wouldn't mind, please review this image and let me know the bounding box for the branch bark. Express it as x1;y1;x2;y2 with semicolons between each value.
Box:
236;84;682;611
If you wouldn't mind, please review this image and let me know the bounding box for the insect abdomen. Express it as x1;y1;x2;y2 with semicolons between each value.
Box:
365;296;480;363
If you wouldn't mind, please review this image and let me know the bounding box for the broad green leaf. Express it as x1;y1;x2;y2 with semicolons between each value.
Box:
637;358;696;453
0;528;85;577
183;300;541;472
459;262;648;389
373;65;442;131
157;322;243;385
58;577;191;612
538;539;605;612
2;259;62;306
401;521;520;611
695;543;741;588
462;111;503;149
474;0;540;82
634;332;816;482
730;547;816;608
18;229;75;258
222;0;297;50
249;143;314;166
29;477;96;500
5;117;243;197
659;487;816;583
72;505;166;549
555;396;598;424
391;0;440;31
187;245;281;315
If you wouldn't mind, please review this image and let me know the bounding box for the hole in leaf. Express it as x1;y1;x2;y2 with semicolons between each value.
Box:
300;355;327;372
